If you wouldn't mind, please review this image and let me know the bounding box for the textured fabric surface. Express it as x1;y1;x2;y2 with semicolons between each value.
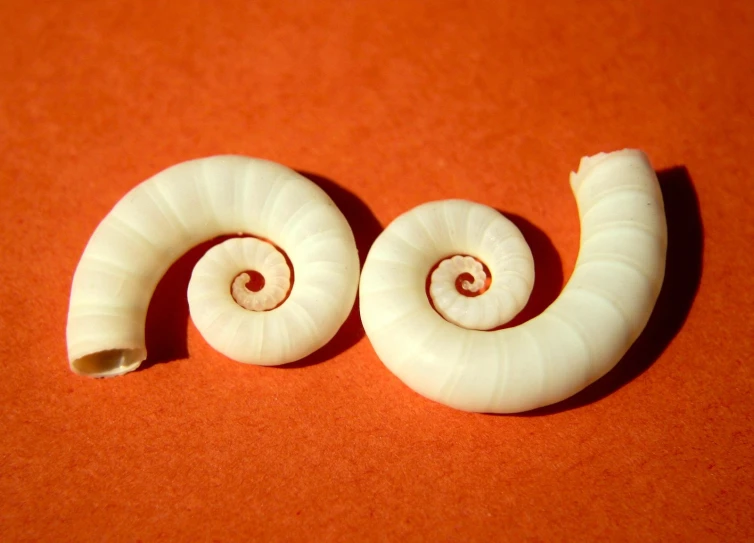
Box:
1;1;752;541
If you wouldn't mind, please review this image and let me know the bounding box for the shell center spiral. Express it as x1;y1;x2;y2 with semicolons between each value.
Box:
429;255;498;328
223;238;292;312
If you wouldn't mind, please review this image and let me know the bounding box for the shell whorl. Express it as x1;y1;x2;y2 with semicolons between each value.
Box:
66;156;360;377
426;208;535;330
359;149;667;413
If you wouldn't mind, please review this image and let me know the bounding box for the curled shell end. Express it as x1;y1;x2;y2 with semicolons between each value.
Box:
569;149;650;193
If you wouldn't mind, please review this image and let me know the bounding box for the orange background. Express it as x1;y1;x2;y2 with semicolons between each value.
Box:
1;1;752;541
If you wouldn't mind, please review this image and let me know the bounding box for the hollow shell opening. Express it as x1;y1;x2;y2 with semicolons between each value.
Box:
241;270;266;292
71;348;146;377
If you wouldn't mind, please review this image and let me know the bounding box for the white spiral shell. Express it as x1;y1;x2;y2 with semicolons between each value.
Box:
66;156;360;377
359;149;668;413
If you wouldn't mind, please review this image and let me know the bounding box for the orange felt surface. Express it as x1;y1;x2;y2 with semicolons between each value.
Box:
1;0;753;541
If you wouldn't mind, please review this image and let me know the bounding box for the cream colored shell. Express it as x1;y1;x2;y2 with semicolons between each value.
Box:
359;149;667;413
67;156;360;377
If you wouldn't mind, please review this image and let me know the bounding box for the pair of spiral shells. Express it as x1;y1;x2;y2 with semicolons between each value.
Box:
67;150;667;413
